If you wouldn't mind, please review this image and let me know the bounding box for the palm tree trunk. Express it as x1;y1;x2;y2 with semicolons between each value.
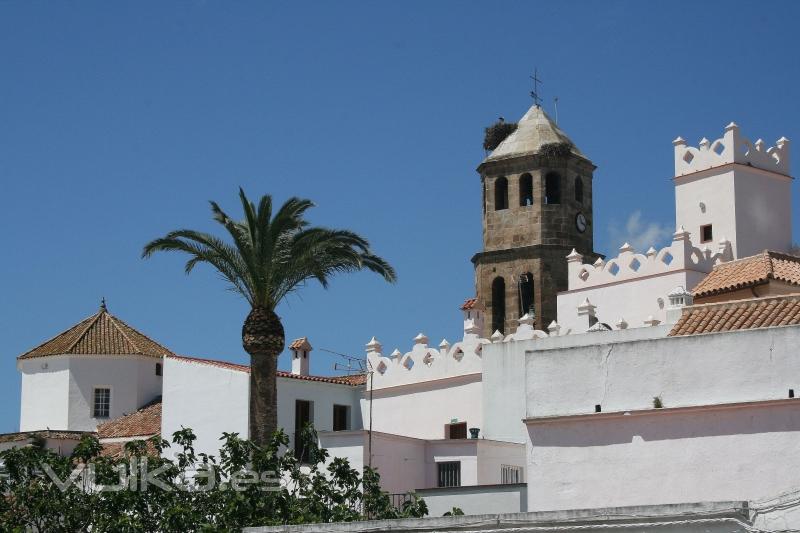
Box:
242;306;285;446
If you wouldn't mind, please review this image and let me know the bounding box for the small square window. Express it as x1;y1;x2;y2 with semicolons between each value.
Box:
93;388;110;418
437;461;461;487
701;224;713;243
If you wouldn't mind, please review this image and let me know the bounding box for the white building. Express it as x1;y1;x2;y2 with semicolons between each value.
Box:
11;108;800;531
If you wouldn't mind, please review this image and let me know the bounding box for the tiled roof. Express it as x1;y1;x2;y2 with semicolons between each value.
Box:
100;440;159;459
97;397;162;439
0;430;89;444
289;337;312;350
460;298;479;310
169;354;367;386
18;305;173;360
693;251;800;298
669;294;800;336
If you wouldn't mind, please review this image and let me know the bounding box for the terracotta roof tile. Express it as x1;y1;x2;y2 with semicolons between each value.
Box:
288;337;312;350
0;430;89;444
18;306;173;360
460;298;479;310
168;355;366;386
100;440;159;459
97;397;162;439
669;294;800;336
692;251;800;298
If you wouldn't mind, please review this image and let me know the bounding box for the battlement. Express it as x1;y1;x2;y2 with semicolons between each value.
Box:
673;123;790;177
567;226;732;290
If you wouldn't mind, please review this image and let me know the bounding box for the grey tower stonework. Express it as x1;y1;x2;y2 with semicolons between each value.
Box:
472;105;599;336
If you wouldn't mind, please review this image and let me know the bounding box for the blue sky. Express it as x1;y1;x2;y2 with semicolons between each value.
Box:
1;1;798;433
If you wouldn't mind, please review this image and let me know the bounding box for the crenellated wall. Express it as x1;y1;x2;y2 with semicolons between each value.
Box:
556;227;732;334
673;122;790;177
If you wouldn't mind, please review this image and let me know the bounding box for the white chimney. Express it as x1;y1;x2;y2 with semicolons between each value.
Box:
289;337;312;376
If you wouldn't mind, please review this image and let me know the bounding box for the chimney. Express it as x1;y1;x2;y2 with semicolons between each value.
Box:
289;337;312;376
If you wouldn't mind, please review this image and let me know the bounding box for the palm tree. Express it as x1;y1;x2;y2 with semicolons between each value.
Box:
142;188;396;445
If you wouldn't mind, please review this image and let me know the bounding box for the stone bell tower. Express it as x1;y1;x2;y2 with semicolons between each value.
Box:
472;104;598;336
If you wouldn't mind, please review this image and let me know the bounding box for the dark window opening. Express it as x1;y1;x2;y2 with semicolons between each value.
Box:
155;363;162;376
574;176;584;203
491;277;506;334
518;272;535;317
701;224;713;243
595;404;602;413
333;404;349;431
519;174;533;206
791;389;795;399
482;182;487;214
445;421;467;439
545;172;561;204
437;461;461;487
93;388;110;418
294;400;312;462
494;177;508;210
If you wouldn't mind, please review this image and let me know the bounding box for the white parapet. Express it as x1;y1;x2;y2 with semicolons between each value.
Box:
567;227;731;292
673;122;790;177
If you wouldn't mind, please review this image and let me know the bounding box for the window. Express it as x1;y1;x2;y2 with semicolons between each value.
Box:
437;461;461;487
445;421;467;439
93;388;110;418
494;177;508;210
545;172;561;204
333;404;350;431
701;224;713;243
155;363;162;376
574;176;584;203
294;400;313;462
519;174;533;206
518;272;534;317
491;277;506;334
501;465;523;484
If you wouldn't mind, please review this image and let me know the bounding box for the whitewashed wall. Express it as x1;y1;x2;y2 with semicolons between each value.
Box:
68;355;162;432
162;356;363;459
19;357;70;431
527;401;800;512
19;354;161;432
481;340;530;443
363;375;483;440
524;324;800;513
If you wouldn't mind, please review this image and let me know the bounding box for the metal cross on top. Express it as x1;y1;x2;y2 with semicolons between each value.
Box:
530;68;543;107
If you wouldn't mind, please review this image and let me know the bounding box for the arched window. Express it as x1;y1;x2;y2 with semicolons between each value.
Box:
545;172;561;204
491;277;506;334
518;272;535;317
519;174;533;206
494;177;508;210
574;176;584;203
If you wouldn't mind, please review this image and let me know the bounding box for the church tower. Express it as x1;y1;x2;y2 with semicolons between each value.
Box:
473;104;598;336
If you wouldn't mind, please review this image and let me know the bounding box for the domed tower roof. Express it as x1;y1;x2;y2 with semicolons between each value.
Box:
17;301;173;360
482;105;585;164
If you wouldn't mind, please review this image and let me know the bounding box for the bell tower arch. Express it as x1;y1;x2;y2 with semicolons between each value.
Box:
473;105;599;335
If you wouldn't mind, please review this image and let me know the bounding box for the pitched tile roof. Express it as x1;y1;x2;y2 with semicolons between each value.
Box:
669;294;800;336
168;354;367;386
289;337;312;350
18;305;173;360
100;440;160;459
97;397;162;439
692;251;800;298
460;298;479;310
0;430;89;444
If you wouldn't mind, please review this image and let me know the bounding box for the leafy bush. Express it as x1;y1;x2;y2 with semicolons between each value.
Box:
483;120;518;151
0;425;426;531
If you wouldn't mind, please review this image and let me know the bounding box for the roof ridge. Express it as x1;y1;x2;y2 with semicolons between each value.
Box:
105;313;146;355
17;311;99;359
687;292;800;311
63;310;104;355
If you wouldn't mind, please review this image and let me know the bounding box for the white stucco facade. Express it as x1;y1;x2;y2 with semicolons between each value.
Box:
18;354;162;432
161;355;363;460
523;324;800;514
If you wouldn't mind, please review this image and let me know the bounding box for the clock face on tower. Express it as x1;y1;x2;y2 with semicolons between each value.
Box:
576;212;587;233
